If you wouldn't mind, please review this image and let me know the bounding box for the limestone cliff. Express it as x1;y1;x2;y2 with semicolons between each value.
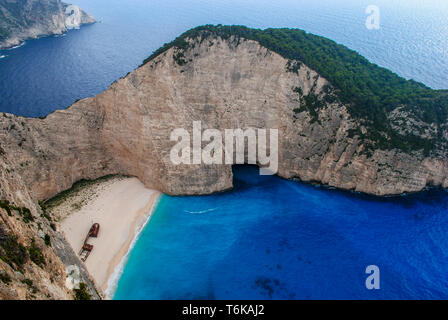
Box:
0;0;95;49
1;33;447;199
1;27;447;299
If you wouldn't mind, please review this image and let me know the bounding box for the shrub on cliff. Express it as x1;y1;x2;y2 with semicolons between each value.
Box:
74;283;92;300
0;227;28;270
0;200;34;222
27;239;45;267
44;234;51;246
0;271;11;284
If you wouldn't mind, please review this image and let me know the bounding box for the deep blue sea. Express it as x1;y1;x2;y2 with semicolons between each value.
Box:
1;0;447;299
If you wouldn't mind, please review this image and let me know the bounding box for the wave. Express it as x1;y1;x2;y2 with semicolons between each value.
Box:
8;42;26;50
105;195;162;299
184;208;218;215
0;55;6;59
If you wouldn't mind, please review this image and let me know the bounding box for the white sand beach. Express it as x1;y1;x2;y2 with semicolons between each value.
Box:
53;177;160;298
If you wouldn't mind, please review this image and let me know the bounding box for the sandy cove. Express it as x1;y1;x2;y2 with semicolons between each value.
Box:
49;176;160;298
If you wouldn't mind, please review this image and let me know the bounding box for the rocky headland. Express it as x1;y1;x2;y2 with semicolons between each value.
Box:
0;0;95;50
0;25;447;299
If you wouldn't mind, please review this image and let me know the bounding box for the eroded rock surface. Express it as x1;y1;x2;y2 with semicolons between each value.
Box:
1;36;447;200
1;35;447;299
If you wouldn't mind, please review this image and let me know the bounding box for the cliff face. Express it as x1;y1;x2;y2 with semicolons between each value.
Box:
0;34;447;298
0;0;95;49
0;149;100;299
1;35;447;199
0;197;100;299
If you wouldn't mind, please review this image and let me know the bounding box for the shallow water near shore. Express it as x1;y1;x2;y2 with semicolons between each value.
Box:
113;165;448;299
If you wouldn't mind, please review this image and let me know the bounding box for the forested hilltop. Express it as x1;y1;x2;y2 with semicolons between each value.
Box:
145;25;448;156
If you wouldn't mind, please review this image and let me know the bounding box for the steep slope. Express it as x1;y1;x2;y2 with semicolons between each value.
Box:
0;148;100;299
0;25;447;298
0;0;95;49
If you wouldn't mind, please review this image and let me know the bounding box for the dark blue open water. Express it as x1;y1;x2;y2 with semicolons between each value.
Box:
0;0;447;299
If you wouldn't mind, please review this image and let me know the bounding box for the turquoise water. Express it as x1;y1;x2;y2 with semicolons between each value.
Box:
114;166;448;300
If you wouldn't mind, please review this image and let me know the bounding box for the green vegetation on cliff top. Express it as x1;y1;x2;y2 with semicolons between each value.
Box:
144;25;448;155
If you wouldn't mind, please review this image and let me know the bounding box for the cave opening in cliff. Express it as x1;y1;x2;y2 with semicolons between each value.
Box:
231;164;270;192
